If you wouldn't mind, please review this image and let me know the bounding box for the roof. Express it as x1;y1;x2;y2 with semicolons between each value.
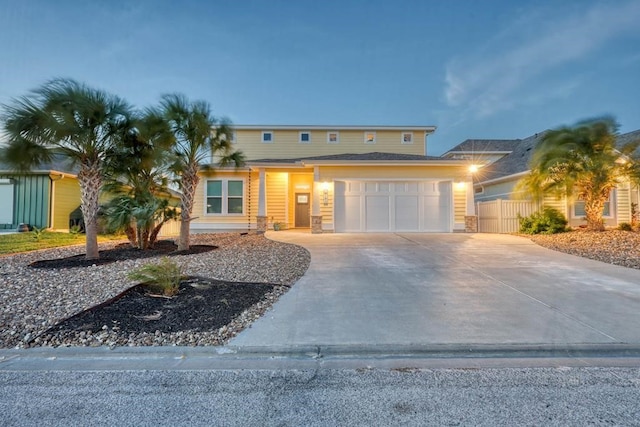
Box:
0;153;79;175
443;138;520;155
476;132;546;183
476;129;640;184
249;152;445;164
234;125;436;133
616;129;640;156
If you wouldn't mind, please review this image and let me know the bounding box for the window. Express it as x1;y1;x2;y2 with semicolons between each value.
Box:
401;132;414;144
573;193;613;218
327;131;339;144
230;131;236;144
206;179;244;215
364;131;376;144
261;131;273;143
299;131;311;143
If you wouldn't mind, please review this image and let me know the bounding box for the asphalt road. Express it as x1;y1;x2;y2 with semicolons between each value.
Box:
2;366;639;426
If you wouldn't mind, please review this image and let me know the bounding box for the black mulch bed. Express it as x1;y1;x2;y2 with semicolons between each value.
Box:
44;276;277;335
29;240;217;269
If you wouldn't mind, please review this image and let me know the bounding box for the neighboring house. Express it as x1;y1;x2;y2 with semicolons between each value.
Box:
464;130;640;229
441;138;519;165
194;125;476;233
0;157;81;231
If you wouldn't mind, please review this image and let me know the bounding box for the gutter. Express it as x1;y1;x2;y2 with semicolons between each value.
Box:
475;170;530;186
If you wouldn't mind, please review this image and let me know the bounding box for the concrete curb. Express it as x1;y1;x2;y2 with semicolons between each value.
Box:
2;343;640;371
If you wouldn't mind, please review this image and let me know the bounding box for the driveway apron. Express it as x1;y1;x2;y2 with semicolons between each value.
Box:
229;232;640;348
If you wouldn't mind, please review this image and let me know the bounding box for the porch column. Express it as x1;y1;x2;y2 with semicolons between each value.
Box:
311;166;323;233
464;176;478;232
256;168;267;233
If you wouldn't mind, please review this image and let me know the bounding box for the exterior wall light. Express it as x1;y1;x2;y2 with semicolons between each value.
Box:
469;165;479;173
321;182;329;206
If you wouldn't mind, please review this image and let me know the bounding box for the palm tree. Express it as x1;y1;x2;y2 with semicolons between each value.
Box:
102;110;178;250
518;117;640;231
1;78;133;259
160;94;244;251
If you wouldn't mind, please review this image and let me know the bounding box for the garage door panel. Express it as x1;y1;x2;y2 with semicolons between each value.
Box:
395;195;419;230
344;196;362;231
334;180;452;233
365;195;390;231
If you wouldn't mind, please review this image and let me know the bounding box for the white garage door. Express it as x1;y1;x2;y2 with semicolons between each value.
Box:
334;180;452;232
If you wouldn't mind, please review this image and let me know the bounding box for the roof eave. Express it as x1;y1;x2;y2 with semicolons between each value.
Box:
475;170;530;186
233;125;437;133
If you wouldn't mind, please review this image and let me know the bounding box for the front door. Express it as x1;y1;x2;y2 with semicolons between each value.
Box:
295;193;310;228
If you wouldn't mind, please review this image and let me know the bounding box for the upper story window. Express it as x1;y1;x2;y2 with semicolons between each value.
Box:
299;131;311;143
261;131;274;143
221;130;235;144
364;131;376;144
401;132;414;144
327;131;339;144
206;179;244;215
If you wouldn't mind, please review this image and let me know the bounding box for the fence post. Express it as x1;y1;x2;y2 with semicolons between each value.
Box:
497;199;503;233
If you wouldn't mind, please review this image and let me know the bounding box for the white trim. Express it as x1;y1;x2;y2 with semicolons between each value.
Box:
235;124;436;132
476;171;530;186
571;191;615;219
401;132;414;144
364;131;377;144
261;131;274;143
327;131;340;144
190;223;256;231
299;131;311;144
204;178;246;216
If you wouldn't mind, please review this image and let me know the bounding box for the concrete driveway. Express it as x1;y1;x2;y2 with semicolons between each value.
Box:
230;232;640;350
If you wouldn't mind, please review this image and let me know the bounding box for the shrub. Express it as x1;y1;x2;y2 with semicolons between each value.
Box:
618;222;633;231
31;226;46;241
518;207;568;235
128;257;183;296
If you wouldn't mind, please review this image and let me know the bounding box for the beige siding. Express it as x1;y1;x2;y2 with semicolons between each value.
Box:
320;183;334;230
616;183;631;223
453;184;466;224
266;172;288;227
318;165;465;181
192;170;258;230
233;129;426;160
52;177;80;230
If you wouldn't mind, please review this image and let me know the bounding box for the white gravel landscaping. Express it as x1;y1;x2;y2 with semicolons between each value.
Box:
0;233;310;349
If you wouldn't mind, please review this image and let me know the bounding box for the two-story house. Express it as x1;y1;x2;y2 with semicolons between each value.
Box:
192;125;476;233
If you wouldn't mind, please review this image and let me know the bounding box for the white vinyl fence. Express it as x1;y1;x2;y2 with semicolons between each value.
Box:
476;199;536;233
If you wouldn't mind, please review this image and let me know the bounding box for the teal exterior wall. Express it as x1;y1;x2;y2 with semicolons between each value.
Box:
0;174;51;229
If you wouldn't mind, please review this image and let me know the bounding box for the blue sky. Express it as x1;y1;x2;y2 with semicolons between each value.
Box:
1;0;639;155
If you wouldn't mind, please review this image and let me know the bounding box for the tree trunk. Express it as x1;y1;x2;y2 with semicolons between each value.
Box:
77;164;102;260
178;164;199;251
584;196;606;232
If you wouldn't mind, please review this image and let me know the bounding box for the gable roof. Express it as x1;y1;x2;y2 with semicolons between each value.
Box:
443;138;520;155
475;132;547;183
249;152;445;164
476;129;640;184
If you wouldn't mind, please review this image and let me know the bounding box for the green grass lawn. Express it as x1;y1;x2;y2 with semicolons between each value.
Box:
0;231;125;255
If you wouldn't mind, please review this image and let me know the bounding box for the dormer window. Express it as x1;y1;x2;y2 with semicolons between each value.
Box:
401;132;414;144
